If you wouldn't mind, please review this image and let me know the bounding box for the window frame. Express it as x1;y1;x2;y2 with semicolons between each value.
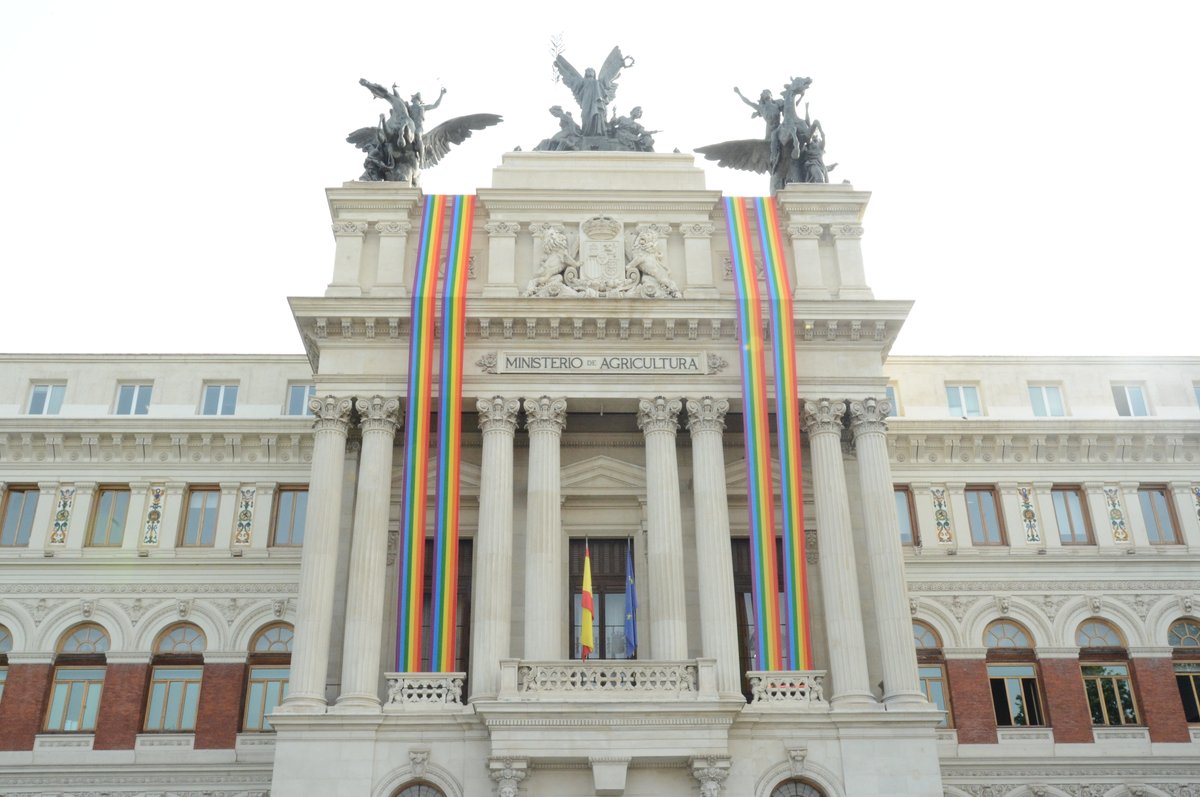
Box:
200;383;239;416
45;624;110;734
242;623;294;733
913;621;951;727
1028;383;1066;417
885;383;902;416
144;664;204;732
180;486;220;547
28;383;66;415
945;384;983;418
1080;661;1140;727
284;383;316;416
965;486;1006;546
1138;485;1180;544
87;486;131;547
894;485;918;546
1051;485;1093;545
984;619;1044;727
0;485;40;547
271;487;308;547
569;538;633;661
114;383;153;415
1112;383;1150;417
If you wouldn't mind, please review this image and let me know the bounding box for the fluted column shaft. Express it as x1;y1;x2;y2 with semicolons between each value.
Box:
280;395;353;712
470;396;520;698
639;397;689;660
334;396;402;711
849;398;926;705
687;398;741;694
523;397;567;660
801;399;873;704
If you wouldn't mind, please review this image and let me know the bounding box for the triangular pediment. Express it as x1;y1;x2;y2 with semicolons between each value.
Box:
560;455;646;495
724;457;783;495
389;457;481;497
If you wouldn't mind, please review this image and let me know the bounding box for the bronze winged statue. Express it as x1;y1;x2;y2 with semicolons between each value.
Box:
553;46;629;137
696;76;834;193
347;78;502;185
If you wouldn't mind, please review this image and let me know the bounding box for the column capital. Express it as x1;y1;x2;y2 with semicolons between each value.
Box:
801;398;846;436
488;757;529;797
309;396;354;434
679;222;715;239
374;221;411;235
478;396;520;434
848;397;891;437
787;222;824;240
485;221;521;237
638;396;682;435
523;396;567;434
686;397;729;434
829;224;864;239
690;755;731;797
355;396;402;435
331;221;368;236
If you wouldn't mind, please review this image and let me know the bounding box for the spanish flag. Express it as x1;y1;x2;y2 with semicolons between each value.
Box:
580;541;595;660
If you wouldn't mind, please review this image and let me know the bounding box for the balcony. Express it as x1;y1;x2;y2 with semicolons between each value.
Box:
498;658;716;701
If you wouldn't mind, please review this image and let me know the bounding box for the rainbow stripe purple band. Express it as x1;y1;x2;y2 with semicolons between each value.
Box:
396;195;475;672
723;196;812;671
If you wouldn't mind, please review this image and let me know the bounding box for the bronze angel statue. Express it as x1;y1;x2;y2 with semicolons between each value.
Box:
552;46;632;137
347;78;502;185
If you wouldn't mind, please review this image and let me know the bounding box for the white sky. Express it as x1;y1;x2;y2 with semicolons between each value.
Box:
2;1;1197;357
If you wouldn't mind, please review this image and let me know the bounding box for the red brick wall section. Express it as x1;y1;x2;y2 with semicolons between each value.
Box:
93;663;150;750
1038;657;1094;743
193;662;246;749
945;658;997;744
0;663;53;750
1132;657;1191;742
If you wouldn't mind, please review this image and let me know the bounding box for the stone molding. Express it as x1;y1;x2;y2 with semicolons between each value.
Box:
637;396;682;435
374;221;411;235
690;755;731;797
829;224;864;239
478;396;520;434
686;397;729;434
330;221;368;236
523;396;567;434
489;757;529;797
787;223;823;239
485;221;521;236
679;222;715;239
355;395;402;435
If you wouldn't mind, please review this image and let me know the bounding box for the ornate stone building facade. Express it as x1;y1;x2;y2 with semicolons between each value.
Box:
0;153;1197;796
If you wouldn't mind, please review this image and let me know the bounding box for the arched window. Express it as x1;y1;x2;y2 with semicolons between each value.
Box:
770;780;825;797
0;623;12;704
393;785;446;797
1169;619;1200;724
912;621;951;727
244;623;293;732
983;619;1044;727
1075;619;1138;726
145;623;206;732
46;624;110;732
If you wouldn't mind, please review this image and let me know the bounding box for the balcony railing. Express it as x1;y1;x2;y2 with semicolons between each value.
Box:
744;670;827;709
498;658;718;701
383;672;466;712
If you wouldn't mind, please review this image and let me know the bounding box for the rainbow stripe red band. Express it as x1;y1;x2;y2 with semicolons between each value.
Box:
395;195;475;672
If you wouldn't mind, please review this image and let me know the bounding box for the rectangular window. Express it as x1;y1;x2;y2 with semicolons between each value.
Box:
44;666;106;732
417;539;472;672
885;384;902;415
87;487;130;547
1112;384;1149;417
918;664;952;727
0;487;39;547
732;538;787;678
180;488;220;546
1082;663;1140;726
1029;385;1065;417
115;384;152;415
0;667;6;703
1052;486;1092;545
28;384;65;415
243;665;290;732
272;488;308;546
1138;486;1179;544
987;663;1045;726
946;385;982;417
966;487;1005;545
1176;662;1200;723
285;384;316;416
895;486;917;545
144;666;203;731
201;384;238;416
569;539;632;660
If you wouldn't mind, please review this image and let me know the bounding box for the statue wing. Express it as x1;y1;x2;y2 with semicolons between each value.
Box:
598;46;625;84
694;139;772;174
346;126;382;152
554;54;584;91
422;113;503;167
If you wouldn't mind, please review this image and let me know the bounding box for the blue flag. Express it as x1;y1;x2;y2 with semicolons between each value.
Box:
624;540;638;658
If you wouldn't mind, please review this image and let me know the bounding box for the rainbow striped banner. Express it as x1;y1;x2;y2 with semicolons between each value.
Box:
751;196;812;670
723;197;784;671
395;195;475;672
429;194;475;672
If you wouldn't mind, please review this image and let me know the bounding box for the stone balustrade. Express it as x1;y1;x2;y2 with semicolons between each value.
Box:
744;670;828;709
497;658;718;701
383;672;467;712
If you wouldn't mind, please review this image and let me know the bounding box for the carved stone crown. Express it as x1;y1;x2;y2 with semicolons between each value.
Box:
581;215;622;240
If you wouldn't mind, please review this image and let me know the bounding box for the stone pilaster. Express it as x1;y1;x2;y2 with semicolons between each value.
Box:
638;397;688;660
829;224;872;299
787;223;828;300
686;397;741;694
848;397;925;705
471;396;520;698
374;221;412;296
327;222;367;297
483;221;521;297
279;395;353;712
801;398;873;704
680;222;718;298
523;397;567;660
489;756;528;797
335;396;402;712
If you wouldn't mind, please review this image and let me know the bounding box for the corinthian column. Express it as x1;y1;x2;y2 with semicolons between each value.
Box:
849;397;926;706
334;396;402;712
800;399;873;705
686;398;740;693
280;395;354;712
523;397;567;660
471;396;520;698
639;397;689;660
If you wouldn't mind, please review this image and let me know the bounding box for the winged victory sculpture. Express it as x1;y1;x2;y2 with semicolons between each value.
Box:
534;46;657;152
347;78;502;185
